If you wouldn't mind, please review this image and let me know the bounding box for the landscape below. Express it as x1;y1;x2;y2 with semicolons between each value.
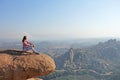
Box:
42;39;120;80
0;39;120;80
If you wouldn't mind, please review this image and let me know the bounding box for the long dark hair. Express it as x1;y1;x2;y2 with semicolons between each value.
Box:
22;36;27;43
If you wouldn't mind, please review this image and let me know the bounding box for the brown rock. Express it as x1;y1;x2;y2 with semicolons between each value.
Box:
0;50;56;80
27;78;43;80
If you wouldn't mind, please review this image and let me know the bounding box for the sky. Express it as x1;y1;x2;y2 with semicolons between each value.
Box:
0;0;120;40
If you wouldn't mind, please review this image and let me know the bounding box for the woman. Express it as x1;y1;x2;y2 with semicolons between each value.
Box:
22;36;39;54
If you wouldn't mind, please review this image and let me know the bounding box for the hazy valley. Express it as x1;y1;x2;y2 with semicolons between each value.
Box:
0;38;120;80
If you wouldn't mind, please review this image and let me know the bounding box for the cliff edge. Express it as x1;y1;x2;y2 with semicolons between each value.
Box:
0;50;56;80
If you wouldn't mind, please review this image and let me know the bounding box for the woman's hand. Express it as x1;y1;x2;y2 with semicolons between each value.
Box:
32;44;35;47
29;42;35;47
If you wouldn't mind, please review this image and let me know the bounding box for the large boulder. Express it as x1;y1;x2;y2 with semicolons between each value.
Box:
27;78;43;80
0;50;56;80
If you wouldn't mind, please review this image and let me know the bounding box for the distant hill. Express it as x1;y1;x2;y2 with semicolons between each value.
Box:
55;39;120;74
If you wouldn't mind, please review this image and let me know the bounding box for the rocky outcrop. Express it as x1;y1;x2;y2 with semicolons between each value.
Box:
27;78;43;80
0;50;56;80
69;48;74;63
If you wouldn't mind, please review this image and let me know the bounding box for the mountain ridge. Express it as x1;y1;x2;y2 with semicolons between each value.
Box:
55;39;120;74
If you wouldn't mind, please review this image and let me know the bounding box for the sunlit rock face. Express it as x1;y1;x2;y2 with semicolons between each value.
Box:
0;50;56;80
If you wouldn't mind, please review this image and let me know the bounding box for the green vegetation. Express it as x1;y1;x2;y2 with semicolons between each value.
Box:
55;75;100;80
41;70;107;80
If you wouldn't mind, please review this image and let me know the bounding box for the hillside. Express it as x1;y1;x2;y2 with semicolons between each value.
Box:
43;39;120;80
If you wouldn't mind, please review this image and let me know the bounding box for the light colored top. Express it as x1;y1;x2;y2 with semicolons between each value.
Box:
23;40;31;48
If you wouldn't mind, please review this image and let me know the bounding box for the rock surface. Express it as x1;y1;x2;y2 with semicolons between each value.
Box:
27;78;43;80
0;50;56;80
